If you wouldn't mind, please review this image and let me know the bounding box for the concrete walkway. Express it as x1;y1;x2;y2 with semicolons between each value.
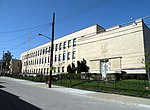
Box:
33;82;150;108
4;77;150;108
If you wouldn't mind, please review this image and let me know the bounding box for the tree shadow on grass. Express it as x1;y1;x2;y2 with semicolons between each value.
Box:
0;85;41;110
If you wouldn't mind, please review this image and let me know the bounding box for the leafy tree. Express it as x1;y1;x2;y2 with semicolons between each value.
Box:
67;63;76;73
1;51;13;73
77;58;90;73
67;59;89;74
71;63;76;73
77;61;81;73
67;64;71;73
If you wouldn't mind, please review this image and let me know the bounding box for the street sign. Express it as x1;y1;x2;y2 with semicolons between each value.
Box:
50;66;56;71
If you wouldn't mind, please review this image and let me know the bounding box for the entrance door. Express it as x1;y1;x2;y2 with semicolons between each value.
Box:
101;60;109;80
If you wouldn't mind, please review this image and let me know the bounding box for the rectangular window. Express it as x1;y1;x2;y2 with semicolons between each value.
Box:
42;58;44;64
63;41;66;49
73;51;76;59
45;57;47;63
67;52;70;60
55;44;58;51
40;50;42;55
49;47;51;53
62;67;64;72
47;68;49;74
45;48;48;53
37;59;38;64
43;49;45;54
58;54;61;61
39;58;41;64
34;52;35;57
48;56;50;63
73;38;76;47
58;67;60;73
55;55;57;62
59;43;62;50
38;50;39;56
68;40;71;48
44;68;46;74
63;53;66;61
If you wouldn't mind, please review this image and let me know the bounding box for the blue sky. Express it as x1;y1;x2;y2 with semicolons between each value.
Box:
0;0;150;59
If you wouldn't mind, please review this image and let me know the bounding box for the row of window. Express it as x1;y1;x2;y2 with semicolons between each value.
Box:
55;38;76;51
55;51;76;62
23;38;76;59
24;51;76;66
23;66;65;74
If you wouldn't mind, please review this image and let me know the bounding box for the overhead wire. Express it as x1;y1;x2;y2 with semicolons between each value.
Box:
0;23;51;44
2;16;150;52
56;0;112;24
0;22;51;34
0;0;112;46
4;16;150;51
2;0;150;58
2;24;51;50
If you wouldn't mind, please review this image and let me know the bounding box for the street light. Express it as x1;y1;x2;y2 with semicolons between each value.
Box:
38;34;52;40
37;33;53;88
37;13;55;88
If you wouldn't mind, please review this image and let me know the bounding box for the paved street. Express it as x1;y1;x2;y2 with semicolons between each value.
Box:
0;77;150;110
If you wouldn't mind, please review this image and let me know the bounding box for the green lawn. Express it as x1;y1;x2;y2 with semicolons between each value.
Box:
53;79;150;98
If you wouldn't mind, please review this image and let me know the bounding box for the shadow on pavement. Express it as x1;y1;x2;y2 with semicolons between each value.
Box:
0;81;6;84
0;85;5;88
0;85;41;110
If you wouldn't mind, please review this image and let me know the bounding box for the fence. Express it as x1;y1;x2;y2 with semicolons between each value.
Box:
52;73;150;99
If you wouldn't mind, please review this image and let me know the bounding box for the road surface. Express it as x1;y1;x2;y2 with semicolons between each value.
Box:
0;77;149;110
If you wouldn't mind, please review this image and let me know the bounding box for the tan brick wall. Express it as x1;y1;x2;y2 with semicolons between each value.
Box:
77;19;146;74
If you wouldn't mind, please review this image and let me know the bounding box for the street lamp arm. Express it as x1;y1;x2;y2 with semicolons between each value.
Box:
38;33;52;40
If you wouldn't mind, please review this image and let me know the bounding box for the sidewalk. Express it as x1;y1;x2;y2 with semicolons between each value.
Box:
34;82;150;108
3;77;150;108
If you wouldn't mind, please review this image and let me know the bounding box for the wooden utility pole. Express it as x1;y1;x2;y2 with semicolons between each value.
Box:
49;12;55;88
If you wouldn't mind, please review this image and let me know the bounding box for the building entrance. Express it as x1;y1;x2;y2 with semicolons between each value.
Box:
101;60;109;80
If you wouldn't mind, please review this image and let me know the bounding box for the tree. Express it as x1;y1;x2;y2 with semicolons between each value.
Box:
67;63;76;73
77;58;90;73
2;51;13;73
67;59;90;74
77;61;81;73
67;64;72;73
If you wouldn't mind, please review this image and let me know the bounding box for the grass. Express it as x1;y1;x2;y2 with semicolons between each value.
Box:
53;79;150;98
10;74;150;98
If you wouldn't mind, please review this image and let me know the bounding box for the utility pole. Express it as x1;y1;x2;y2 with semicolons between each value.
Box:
49;12;55;88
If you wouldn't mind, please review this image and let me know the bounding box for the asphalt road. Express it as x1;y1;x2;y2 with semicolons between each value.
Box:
0;77;149;110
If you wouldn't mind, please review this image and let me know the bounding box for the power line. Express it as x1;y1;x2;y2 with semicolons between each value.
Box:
9;18;150;51
0;24;51;50
0;22;51;34
0;0;111;35
56;0;112;24
2;16;150;51
0;23;51;44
